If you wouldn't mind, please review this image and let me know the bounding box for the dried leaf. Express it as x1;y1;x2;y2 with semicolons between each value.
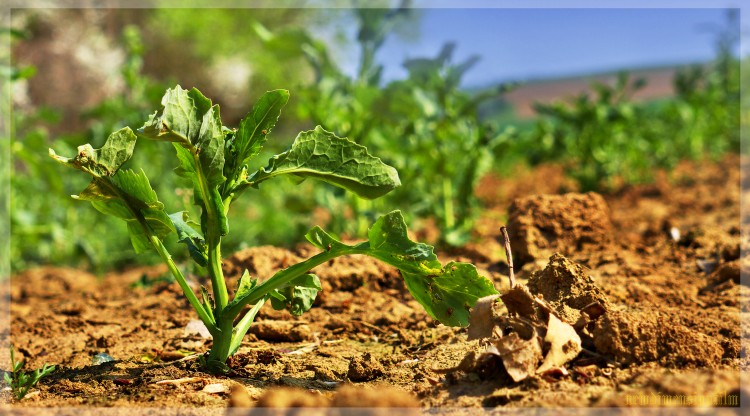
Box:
467;294;500;340
537;313;582;374
487;332;543;382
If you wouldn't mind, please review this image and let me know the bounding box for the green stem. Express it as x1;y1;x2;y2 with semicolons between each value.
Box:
94;177;216;332
223;246;350;320
229;297;267;356
192;153;229;311
149;235;216;333
206;318;234;370
443;177;455;231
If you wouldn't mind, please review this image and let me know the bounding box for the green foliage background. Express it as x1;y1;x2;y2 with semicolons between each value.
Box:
7;8;742;273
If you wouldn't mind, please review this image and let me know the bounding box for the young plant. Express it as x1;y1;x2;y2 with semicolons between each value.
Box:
49;86;498;373
4;345;55;401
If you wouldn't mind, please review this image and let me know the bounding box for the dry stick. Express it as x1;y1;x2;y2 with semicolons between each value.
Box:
500;226;516;289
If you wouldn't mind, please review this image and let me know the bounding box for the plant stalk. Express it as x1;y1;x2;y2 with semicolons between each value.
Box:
443;177;455;231
223;246;348;320
148;235;216;332
192;151;229;311
500;226;515;288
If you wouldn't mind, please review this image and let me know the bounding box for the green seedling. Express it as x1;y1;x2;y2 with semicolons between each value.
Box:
4;345;55;400
50;86;498;373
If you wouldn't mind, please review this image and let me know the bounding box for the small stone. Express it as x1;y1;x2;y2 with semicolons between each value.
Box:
92;352;115;365
202;383;227;394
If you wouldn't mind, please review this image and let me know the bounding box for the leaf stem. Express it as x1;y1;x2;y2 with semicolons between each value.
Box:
228;297;267;356
192;152;229;311
149;235;217;332
223;247;348;320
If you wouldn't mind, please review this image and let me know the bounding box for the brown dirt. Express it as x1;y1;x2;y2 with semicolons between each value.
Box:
2;154;744;412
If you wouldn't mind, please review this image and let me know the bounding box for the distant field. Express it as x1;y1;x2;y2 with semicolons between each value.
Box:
504;66;681;118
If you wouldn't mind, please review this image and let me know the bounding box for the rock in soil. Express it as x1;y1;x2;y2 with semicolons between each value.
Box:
507;192;612;265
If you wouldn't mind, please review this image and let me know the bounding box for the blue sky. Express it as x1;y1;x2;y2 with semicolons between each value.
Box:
335;6;742;88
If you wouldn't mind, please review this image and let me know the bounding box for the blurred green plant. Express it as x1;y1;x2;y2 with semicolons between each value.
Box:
523;11;739;191
375;44;512;245
10;22;328;273
10;25;170;271
255;6;508;246
529;72;652;190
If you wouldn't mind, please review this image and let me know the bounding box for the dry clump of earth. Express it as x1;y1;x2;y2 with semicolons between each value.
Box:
1;155;744;410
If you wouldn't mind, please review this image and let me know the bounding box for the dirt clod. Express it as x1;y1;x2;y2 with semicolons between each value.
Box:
331;384;420;408
592;308;724;368
248;321;313;343
253;387;328;408
347;353;385;382
527;253;610;324
507;192;612;265
228;384;253;408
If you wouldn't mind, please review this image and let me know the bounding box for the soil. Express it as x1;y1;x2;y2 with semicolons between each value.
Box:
1;154;745;413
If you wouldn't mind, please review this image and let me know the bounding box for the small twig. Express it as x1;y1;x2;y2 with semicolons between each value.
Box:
500;226;515;288
154;376;205;386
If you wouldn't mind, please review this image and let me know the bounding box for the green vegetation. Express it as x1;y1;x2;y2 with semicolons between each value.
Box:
49;86;498;372
8;8;741;272
4;345;56;401
256;9;508;245
517;12;740;191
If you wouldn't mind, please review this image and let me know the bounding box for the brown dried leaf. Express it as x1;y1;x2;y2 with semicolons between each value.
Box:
537;313;582;374
500;286;537;318
468;294;500;340
486;332;543;382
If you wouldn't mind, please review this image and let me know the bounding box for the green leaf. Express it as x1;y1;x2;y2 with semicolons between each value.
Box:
323;211;496;326
50;131;174;253
169;212;208;266
139;85;207;145
365;210;439;273
247;126;400;199
235;270;258;299
305;226;346;251
401;261;496;327
224;270;258;313
196;105;226;188
234;89;289;164
269;274;321;316
49;127;136;177
139;85;227;194
355;211;497;326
